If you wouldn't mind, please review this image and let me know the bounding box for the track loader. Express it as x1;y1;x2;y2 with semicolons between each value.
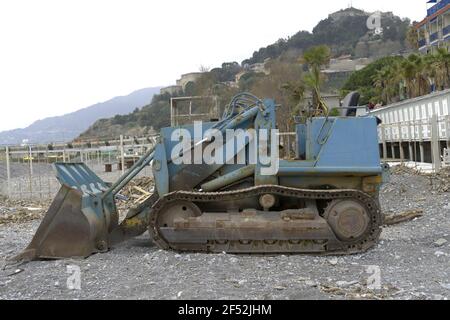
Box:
14;93;388;261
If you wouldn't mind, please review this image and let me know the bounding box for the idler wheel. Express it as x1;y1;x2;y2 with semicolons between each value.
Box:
324;200;370;242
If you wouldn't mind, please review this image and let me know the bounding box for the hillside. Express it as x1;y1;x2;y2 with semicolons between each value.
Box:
78;7;413;141
0;87;161;145
244;8;411;65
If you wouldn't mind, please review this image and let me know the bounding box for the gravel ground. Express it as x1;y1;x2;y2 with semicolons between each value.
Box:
0;172;449;300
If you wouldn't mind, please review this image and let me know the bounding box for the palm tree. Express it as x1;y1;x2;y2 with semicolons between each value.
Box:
412;54;429;96
299;45;331;116
400;59;416;98
373;62;402;104
428;48;450;90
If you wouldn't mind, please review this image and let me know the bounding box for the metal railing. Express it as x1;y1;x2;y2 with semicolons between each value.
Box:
418;38;427;48
444;24;450;36
430;32;440;43
0;136;157;200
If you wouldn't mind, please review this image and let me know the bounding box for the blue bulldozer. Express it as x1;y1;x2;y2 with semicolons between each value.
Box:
15;92;388;260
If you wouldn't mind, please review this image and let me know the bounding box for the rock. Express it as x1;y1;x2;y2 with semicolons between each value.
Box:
229;257;238;264
296;277;309;282
274;285;286;291
328;258;338;266
434;251;447;257
434;239;448;247
336;280;359;288
8;269;23;276
440;283;450;290
305;280;318;287
238;279;247;286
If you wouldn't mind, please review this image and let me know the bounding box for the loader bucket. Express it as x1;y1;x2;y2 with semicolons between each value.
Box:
13;163;117;261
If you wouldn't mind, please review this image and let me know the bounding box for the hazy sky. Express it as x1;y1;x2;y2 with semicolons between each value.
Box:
0;0;426;131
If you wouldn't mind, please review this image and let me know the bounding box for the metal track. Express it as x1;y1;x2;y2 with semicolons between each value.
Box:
148;185;383;255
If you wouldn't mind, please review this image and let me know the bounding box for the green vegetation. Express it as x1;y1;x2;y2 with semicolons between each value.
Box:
244;8;411;65
342;48;450;105
300;45;331;115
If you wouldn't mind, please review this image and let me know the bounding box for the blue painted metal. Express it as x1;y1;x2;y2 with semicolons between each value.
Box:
430;32;439;42
314;117;381;169
444;25;450;36
254;99;278;186
418;38;427;48
201;165;255;192
427;0;449;17
152;142;169;196
55;163;108;195
54;163;113;227
160;101;262;192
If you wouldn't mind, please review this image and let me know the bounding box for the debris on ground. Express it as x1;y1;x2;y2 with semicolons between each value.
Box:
390;164;450;193
390;164;420;175
384;210;424;226
118;177;154;207
428;167;450;193
0;196;48;225
434;239;448;247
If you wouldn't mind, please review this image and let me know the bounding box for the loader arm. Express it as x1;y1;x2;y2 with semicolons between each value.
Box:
14;93;270;261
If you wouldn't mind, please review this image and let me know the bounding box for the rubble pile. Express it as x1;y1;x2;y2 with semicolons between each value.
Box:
120;177;154;198
429;167;450;193
0;195;48;225
390;164;420;175
390;164;450;193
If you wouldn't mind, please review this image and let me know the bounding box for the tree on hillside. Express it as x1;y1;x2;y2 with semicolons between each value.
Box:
406;26;419;50
249;60;304;134
427;48;450;90
344;49;450;106
299;45;331;116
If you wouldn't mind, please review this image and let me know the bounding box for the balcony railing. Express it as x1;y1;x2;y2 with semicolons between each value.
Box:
427;0;450;17
444;25;450;36
430;32;439;42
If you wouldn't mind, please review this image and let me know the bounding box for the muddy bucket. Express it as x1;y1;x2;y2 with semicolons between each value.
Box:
13;163;118;261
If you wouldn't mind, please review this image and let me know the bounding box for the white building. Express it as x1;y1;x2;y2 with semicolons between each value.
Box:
369;89;450;168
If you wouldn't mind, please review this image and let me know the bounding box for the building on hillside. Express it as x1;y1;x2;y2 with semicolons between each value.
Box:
322;57;373;74
236;59;271;83
176;72;204;90
160;85;182;95
415;0;450;54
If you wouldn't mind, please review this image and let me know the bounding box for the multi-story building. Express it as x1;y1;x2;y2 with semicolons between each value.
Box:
415;0;450;53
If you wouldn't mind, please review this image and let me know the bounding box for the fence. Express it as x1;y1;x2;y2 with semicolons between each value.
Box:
0;135;157;200
369;89;450;171
377;115;450;170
